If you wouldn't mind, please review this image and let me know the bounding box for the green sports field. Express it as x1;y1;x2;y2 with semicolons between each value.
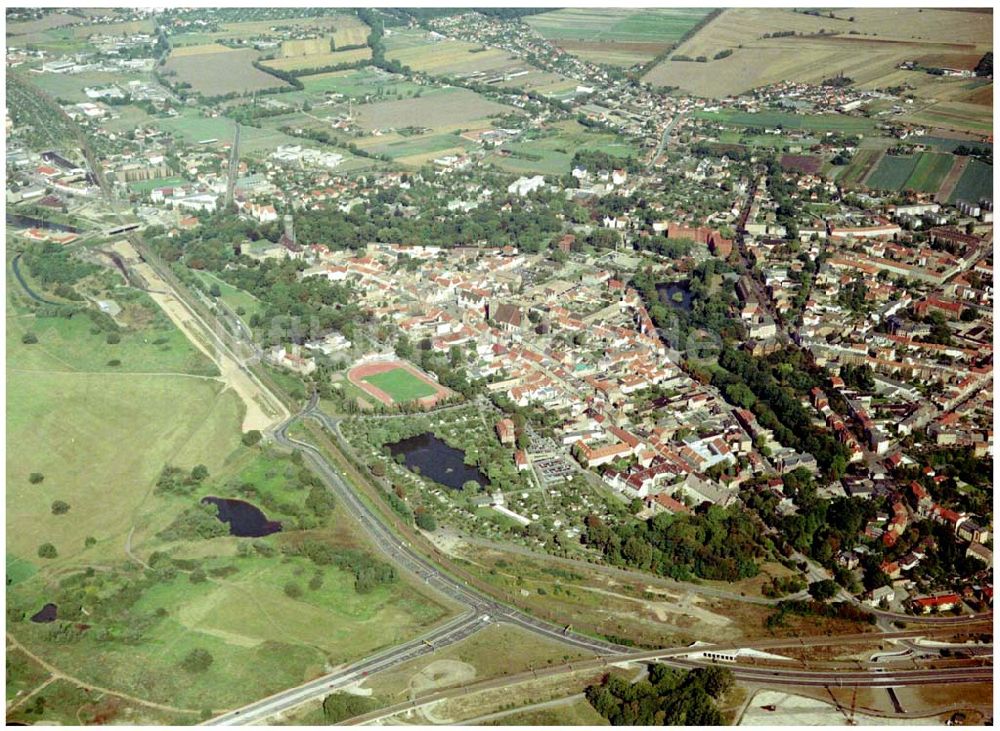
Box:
363;367;438;402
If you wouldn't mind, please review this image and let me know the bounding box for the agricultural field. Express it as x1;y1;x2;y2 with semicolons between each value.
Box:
644;7;991;99
865;154;920;191
526;8;713;66
261;47;372;73
163;45;290;97
695;109;876;135
899;99;994;135
351;86;513;133
165;13;351;48
837;148;883;187
6;13;153;54
902;152;956;193
384;29;523;77
947;159;994;204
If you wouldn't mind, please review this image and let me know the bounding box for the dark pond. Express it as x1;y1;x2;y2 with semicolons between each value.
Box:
387;433;488;491
201;496;282;537
655;281;693;312
6;213;80;233
30;603;58;623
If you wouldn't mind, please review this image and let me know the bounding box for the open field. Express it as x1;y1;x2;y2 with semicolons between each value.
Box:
154;110;302;153
7;268;454;719
899;99;994;134
192;270;263;320
385;29;522;77
645;8;991;99
348;359;451;407
487;119;639;176
164;45;290;97
526;8;712;66
27;70;145;103
695;109;876;135
261;47;371;72
838;148;883;187
903;151;956;193
947;158;994;203
298;67;423;98
481;695;609;726
166;14;349;48
866;154;920;191
351;87;513;132
361;622;596;700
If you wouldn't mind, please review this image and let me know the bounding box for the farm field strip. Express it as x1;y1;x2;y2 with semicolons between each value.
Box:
261;47;372;72
902;152;957;194
947;158;994;204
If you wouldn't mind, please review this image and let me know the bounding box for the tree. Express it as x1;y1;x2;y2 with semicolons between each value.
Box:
84;536;96;548
21;332;38;344
29;472;44;484
181;648;214;673
37;543;58;559
808;579;839;601
51;500;70;515
415;510;437;532
106;332;121;344
191;464;209;482
241;430;263;447
284;581;303;599
189;568;207;583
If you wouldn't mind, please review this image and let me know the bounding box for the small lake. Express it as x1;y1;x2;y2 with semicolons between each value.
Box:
6;213;80;233
656;281;693;312
30;603;58;623
201;497;282;537
387;433;488;491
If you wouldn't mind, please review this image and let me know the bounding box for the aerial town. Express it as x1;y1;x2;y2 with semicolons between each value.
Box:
5;5;993;727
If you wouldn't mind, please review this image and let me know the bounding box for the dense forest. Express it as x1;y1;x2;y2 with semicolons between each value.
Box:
581;505;768;582
586;665;733;725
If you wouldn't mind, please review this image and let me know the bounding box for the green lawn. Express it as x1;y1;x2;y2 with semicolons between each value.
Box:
128;176;189;193
363;367;437;402
194;270;262;319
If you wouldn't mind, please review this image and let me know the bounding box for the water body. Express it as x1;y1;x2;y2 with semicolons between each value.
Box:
201;497;282;537
6;213;80;233
30;603;58;623
387;433;489;491
655;281;693;312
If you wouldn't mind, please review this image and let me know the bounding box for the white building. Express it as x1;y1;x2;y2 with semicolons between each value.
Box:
507;175;545;197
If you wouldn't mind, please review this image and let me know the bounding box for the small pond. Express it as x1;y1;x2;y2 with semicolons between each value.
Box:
387;433;489;491
30;603;58;623
655;281;693;312
201;497;282;537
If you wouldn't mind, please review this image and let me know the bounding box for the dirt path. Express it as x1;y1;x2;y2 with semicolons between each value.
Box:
935;154;969;203
108;240;288;432
6;634;200;716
